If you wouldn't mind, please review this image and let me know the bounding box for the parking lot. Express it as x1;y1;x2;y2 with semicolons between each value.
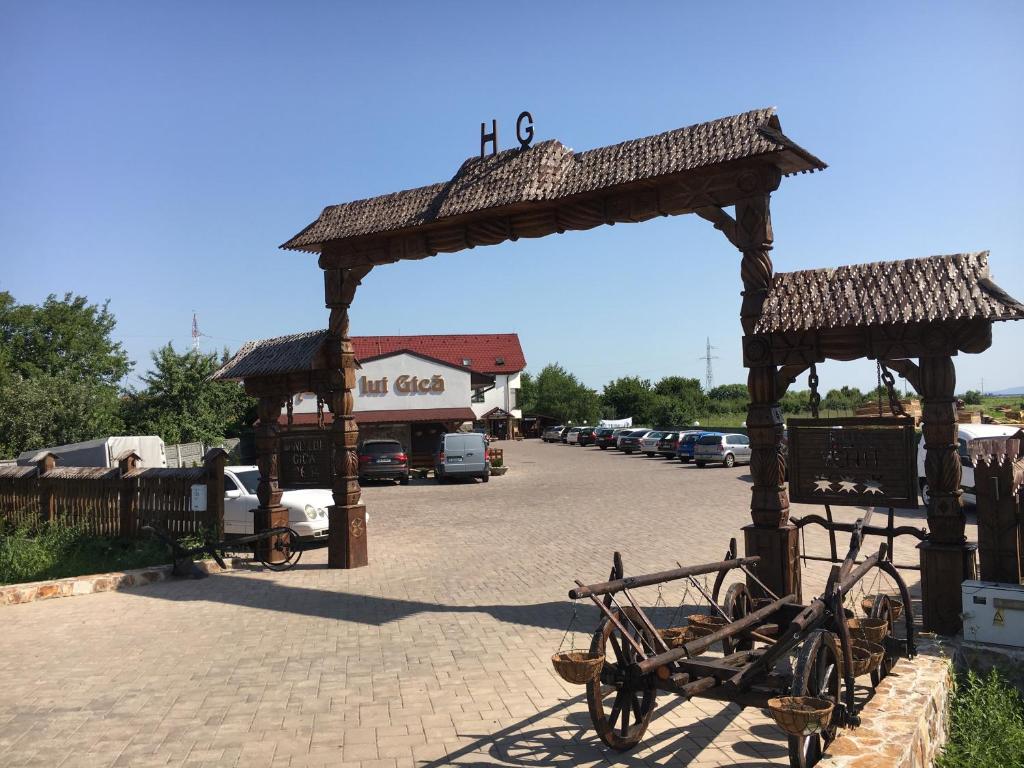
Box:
0;439;935;768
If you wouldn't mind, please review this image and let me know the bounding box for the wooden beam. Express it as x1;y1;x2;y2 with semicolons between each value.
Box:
695;207;740;249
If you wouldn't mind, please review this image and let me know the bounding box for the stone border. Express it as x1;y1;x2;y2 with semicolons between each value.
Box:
819;637;951;768
0;558;244;607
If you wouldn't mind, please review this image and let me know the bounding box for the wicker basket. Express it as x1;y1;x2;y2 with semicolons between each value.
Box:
551;651;603;684
849;643;873;677
767;696;835;737
852;639;885;674
848;617;888;644
687;613;729;630
861;595;904;620
660;625;712;649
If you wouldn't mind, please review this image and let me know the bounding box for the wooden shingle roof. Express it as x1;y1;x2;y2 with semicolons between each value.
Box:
282;108;824;252
754;252;1024;334
211;330;329;381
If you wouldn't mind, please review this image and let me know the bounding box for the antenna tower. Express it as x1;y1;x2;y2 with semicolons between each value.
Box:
192;311;202;352
698;337;719;392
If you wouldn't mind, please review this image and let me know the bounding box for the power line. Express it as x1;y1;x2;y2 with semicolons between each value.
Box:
697;337;719;392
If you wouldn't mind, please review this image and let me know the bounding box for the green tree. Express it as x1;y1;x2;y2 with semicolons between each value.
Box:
122;344;254;445
530;364;601;424
822;386;866;411
962;390;983;405
780;388;811;415
517;371;537;413
0;291;131;457
602;376;653;421
708;383;748;402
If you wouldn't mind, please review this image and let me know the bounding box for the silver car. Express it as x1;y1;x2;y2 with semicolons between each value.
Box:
693;432;751;468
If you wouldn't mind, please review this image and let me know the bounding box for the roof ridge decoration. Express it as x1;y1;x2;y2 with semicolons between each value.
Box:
282;107;825;254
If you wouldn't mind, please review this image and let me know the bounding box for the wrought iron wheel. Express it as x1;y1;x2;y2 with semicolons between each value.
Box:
586;606;657;751
788;630;840;768
723;582;755;653
258;527;302;571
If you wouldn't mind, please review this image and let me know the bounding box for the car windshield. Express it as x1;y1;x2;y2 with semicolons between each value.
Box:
698;435;722;445
361;442;403;455
683;434;699;444
233;470;260;494
646;432;663;439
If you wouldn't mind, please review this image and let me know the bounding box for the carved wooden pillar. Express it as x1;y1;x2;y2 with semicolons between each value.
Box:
254;395;289;562
918;354;976;633
323;266;371;569
734;174;800;601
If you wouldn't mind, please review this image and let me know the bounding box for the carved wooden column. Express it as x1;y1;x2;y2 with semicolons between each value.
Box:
734;171;800;601
254;395;289;562
918;354;976;633
323;266;371;569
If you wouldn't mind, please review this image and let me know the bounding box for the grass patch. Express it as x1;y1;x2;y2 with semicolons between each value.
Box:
936;668;1024;768
0;522;191;585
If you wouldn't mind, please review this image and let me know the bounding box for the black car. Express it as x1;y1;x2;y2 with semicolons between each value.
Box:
357;439;411;484
657;431;681;458
593;427;617;449
617;429;650;455
577;427;597;447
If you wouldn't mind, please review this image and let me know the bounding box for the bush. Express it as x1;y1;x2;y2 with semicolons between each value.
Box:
936;668;1024;768
0;521;175;585
962;390;983;405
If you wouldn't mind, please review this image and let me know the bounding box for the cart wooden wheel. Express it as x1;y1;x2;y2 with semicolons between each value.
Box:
788;630;841;768
868;594;897;688
723;582;754;653
586;606;657;751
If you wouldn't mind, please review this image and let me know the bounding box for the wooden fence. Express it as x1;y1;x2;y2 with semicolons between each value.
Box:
0;448;226;538
972;434;1024;583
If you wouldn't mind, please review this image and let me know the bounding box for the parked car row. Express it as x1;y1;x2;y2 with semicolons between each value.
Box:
541;425;752;467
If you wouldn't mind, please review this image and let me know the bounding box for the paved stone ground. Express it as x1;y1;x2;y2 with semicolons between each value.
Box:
0;440;941;768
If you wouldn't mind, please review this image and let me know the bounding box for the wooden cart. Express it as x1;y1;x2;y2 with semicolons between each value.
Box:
560;512;915;767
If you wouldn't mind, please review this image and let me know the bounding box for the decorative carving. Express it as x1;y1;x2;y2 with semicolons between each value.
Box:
919;355;963;543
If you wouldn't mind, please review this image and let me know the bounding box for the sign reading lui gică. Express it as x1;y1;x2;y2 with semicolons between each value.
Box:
359;374;445;396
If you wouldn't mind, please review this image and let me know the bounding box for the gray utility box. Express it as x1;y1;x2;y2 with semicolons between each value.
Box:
962;580;1024;648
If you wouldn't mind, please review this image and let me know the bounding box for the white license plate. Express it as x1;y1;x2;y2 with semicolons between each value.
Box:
376;458;392;463
447;456;463;463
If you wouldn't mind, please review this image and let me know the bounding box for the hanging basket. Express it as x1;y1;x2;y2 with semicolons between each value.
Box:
687;613;729;630
767;696;835;737
848;617;888;644
551;651;603;685
853;639;885;674
861;595;904;619
849;643;873;677
660;625;712;649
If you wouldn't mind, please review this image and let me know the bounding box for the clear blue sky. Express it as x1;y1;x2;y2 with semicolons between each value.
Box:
3;2;1022;394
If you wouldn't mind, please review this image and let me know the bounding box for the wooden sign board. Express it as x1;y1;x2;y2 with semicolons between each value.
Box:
280;430;332;488
787;417;919;508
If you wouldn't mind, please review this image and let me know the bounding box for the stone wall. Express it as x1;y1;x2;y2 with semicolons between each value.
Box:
821;639;951;768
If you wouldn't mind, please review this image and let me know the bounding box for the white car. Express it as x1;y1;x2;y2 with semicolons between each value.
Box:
223;465;331;542
917;424;1022;507
639;431;666;456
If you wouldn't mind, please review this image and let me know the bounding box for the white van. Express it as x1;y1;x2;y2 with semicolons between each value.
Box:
434;432;489;483
918;424;1022;507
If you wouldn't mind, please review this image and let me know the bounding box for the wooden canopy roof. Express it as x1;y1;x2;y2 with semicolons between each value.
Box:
211;330;330;382
744;252;1024;366
282;108;825;268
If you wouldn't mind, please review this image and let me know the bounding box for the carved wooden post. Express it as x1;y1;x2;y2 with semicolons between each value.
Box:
203;448;228;541
254;395;288;562
918;354;976;634
117;450;141;537
36;451;57;524
734;172;800;602
324;266;371;568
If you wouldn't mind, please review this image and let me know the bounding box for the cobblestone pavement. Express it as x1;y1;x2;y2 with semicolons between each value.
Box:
0;440;937;768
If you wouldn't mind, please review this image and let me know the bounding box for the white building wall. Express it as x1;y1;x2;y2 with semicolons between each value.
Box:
471;371;522;420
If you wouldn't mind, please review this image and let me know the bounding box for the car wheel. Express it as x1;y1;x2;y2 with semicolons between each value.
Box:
645;452;655;457
681;457;690;464
724;453;735;468
481;472;489;483
695;461;706;468
400;475;410;485
920;482;930;507
600;446;607;450
624;450;632;455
